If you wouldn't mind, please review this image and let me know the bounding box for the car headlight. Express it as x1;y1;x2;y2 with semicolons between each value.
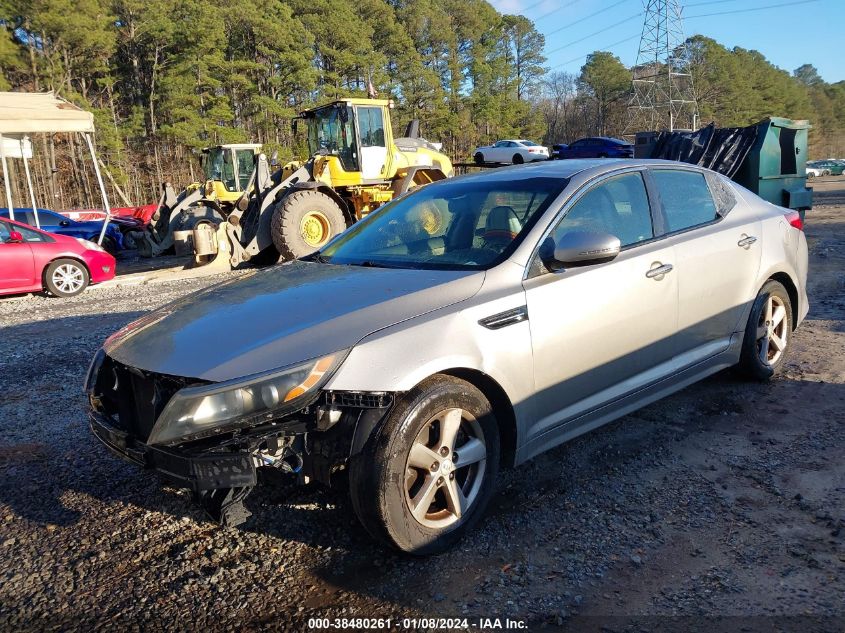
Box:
75;237;106;252
147;351;347;446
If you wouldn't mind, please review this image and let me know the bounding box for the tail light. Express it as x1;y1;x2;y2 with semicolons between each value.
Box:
528;148;542;153
784;211;803;231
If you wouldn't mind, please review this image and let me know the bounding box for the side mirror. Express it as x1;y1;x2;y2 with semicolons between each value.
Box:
60;219;70;226
7;230;24;243
542;230;621;269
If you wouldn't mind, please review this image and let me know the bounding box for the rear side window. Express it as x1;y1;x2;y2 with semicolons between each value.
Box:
552;172;654;247
651;170;718;232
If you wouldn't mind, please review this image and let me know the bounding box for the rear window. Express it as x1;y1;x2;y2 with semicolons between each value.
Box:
651;169;718;233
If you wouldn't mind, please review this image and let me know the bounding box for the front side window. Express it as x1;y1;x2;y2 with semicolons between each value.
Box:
0;221;11;242
357;107;385;148
651;169;718;232
319;177;567;270
16;225;47;242
550;172;654;248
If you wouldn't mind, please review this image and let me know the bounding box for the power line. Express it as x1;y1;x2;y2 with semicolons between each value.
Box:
531;0;588;24
545;12;642;56
548;33;641;71
543;0;630;40
684;0;741;7
685;0;821;18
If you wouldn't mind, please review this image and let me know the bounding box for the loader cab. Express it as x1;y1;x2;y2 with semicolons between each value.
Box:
302;99;393;185
201;144;262;201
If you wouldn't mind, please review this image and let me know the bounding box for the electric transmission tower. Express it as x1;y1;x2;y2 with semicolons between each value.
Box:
626;0;699;133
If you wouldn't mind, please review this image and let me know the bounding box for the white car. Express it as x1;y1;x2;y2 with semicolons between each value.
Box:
805;164;825;179
473;140;549;165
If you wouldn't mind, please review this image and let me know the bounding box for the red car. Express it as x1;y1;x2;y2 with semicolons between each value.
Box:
0;217;116;298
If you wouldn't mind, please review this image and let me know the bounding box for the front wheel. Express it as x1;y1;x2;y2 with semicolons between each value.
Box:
512;153;524;164
44;258;89;297
270;189;348;260
737;280;793;380
349;376;500;554
474;152;484;165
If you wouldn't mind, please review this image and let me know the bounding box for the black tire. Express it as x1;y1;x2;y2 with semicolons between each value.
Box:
737;280;793;381
44;258;89;298
807;172;815;179
349;375;500;555
101;236;118;255
269;189;348;260
512;153;524;164
474;152;484;165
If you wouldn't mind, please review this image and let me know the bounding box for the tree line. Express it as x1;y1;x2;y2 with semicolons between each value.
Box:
1;0;843;210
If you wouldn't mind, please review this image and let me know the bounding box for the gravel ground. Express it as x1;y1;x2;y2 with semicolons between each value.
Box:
0;184;843;632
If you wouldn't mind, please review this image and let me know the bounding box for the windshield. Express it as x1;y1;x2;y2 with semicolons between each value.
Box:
306;106;358;171
318;176;567;270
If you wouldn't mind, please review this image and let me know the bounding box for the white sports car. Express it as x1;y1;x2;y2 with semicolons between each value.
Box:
473;140;549;165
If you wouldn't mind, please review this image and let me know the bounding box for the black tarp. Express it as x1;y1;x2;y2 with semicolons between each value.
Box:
648;122;759;179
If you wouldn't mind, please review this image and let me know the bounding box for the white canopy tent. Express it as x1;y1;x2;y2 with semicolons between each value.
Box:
0;91;111;242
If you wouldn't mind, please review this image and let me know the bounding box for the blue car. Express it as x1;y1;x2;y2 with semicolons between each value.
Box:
552;137;634;160
0;208;124;252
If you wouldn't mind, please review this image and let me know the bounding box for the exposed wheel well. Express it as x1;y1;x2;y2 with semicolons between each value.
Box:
437;368;518;468
768;272;799;329
44;256;90;281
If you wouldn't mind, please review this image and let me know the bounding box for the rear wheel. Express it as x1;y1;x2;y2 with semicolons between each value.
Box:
44;259;89;297
270;190;348;260
737;280;792;380
474;152;484;165
349;376;500;554
512;153;524;164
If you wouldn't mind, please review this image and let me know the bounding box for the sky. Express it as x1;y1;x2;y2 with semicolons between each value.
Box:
489;0;844;83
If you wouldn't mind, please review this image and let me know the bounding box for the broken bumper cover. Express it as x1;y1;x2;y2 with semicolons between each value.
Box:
88;409;257;493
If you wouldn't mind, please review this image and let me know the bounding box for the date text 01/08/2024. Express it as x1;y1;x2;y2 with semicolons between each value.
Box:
306;617;528;630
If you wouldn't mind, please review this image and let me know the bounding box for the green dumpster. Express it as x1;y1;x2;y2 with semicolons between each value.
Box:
638;117;813;217
735;117;812;214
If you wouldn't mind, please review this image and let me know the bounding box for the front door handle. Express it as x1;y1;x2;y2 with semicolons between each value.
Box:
645;263;673;279
738;235;758;248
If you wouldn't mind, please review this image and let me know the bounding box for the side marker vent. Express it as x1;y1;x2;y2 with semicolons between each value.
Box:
479;306;529;330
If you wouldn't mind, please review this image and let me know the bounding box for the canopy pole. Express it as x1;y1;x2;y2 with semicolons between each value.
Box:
83;132;111;245
0;133;14;220
21;136;40;228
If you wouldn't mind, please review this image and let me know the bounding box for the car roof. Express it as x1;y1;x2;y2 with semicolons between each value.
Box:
448;158;713;185
1;215;50;232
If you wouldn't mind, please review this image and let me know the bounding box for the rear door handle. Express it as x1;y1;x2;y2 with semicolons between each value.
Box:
645;263;673;279
738;235;757;248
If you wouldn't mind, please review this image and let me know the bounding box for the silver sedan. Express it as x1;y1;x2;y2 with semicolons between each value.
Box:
86;159;808;554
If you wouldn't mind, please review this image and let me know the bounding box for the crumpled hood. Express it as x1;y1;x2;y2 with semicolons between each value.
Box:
105;261;484;381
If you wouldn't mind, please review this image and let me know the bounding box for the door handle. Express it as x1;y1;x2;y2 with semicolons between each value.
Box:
737;235;758;248
645;263;673;279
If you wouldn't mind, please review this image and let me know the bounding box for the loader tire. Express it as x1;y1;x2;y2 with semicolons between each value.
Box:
270;190;348;260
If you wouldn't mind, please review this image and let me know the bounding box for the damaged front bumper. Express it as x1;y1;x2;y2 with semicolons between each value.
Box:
89;409;258;526
89;410;257;491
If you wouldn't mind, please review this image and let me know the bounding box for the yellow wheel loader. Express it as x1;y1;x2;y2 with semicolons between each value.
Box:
134;144;262;257
194;98;453;268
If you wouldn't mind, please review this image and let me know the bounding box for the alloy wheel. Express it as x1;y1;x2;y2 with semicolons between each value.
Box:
52;264;85;295
404;407;487;529
756;294;788;365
